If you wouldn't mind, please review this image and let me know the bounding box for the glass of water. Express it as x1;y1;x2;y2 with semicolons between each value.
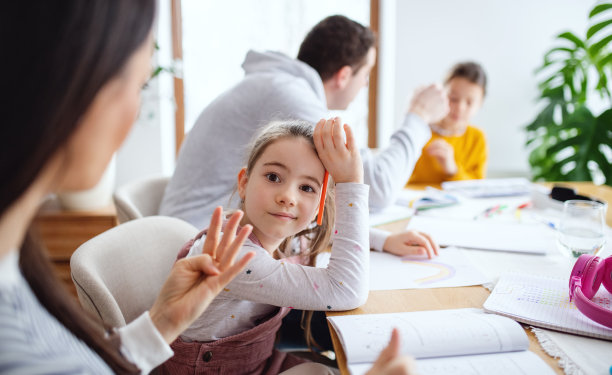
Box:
557;199;607;257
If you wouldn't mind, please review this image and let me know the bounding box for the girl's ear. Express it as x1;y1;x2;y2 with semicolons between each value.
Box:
237;168;248;200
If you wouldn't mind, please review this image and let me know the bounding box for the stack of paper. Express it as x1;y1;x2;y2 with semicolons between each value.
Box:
441;178;533;198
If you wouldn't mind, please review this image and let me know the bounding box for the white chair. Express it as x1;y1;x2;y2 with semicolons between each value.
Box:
70;216;197;327
113;176;170;224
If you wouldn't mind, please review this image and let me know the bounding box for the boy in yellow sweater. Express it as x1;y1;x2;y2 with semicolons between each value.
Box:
408;62;487;184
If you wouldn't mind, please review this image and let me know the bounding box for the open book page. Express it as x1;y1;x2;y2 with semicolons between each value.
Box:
484;273;612;340
327;308;528;364
348;351;555;375
406;215;555;254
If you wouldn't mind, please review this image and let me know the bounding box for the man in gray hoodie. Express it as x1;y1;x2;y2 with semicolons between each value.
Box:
160;15;447;255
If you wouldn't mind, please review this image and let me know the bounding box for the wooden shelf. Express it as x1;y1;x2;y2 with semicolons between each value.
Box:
33;196;118;296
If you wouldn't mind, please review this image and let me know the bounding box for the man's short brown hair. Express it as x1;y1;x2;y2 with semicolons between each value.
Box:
297;15;376;81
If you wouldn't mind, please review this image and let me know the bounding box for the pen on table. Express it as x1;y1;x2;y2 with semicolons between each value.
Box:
494;204;507;215
473;205;498;220
529;214;557;230
517;202;531;210
514;201;532;221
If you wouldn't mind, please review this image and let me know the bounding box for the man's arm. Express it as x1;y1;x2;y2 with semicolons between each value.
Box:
362;84;449;211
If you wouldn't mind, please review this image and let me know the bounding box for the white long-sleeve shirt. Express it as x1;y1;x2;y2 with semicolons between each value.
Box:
160;50;431;251
0;250;172;374
181;183;370;341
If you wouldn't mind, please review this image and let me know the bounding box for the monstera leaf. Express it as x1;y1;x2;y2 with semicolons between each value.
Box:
526;2;612;185
528;106;612;182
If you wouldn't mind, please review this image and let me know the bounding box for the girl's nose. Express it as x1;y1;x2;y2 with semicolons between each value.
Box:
276;188;296;207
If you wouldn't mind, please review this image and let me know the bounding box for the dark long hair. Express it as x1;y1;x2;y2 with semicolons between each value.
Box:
1;1;155;373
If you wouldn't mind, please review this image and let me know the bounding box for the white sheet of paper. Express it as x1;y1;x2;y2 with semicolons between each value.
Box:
371;247;489;290
316;247;489;290
407;215;556;254
369;204;415;226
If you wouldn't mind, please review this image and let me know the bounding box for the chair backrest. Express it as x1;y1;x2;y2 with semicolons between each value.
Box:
70;216;197;327
113;176;170;224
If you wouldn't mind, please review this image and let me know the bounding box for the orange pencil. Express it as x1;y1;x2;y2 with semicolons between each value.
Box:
317;171;329;225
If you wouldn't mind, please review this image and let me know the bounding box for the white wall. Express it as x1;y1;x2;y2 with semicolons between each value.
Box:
386;0;594;177
115;0;176;188
182;0;371;145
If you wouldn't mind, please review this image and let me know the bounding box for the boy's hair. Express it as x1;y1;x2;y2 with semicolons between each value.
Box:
297;15;377;81
243;120;336;351
446;61;488;96
243;120;335;266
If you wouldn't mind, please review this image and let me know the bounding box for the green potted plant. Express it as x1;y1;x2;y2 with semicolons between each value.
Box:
525;2;612;185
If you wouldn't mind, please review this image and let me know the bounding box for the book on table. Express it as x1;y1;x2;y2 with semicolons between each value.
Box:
327;308;555;375
484;273;612;340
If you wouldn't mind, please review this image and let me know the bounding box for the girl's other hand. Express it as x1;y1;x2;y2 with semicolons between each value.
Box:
313;117;364;184
149;207;255;344
383;230;439;259
426;139;457;176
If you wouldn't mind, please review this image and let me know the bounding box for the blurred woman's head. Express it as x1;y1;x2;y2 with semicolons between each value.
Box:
1;0;155;217
439;61;487;130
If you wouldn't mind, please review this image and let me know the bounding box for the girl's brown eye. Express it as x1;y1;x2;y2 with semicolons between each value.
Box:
266;173;280;183
301;185;315;193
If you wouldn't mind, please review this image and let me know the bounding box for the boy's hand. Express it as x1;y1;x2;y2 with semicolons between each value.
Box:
313;117;363;184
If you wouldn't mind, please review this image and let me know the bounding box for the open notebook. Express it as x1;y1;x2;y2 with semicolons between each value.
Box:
484;273;612;340
328;308;555;375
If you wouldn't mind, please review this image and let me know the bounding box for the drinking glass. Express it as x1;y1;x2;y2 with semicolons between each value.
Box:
557;200;607;257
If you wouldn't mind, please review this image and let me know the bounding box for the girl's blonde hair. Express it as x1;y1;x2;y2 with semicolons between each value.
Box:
242;120;336;350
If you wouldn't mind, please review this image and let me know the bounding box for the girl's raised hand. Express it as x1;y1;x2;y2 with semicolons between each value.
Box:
313;117;363;184
149;207;255;344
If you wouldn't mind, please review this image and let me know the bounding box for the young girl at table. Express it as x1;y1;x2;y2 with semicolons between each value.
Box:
408;61;488;184
161;118;369;374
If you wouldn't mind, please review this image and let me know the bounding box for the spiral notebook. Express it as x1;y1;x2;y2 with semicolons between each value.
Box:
483;273;612;340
